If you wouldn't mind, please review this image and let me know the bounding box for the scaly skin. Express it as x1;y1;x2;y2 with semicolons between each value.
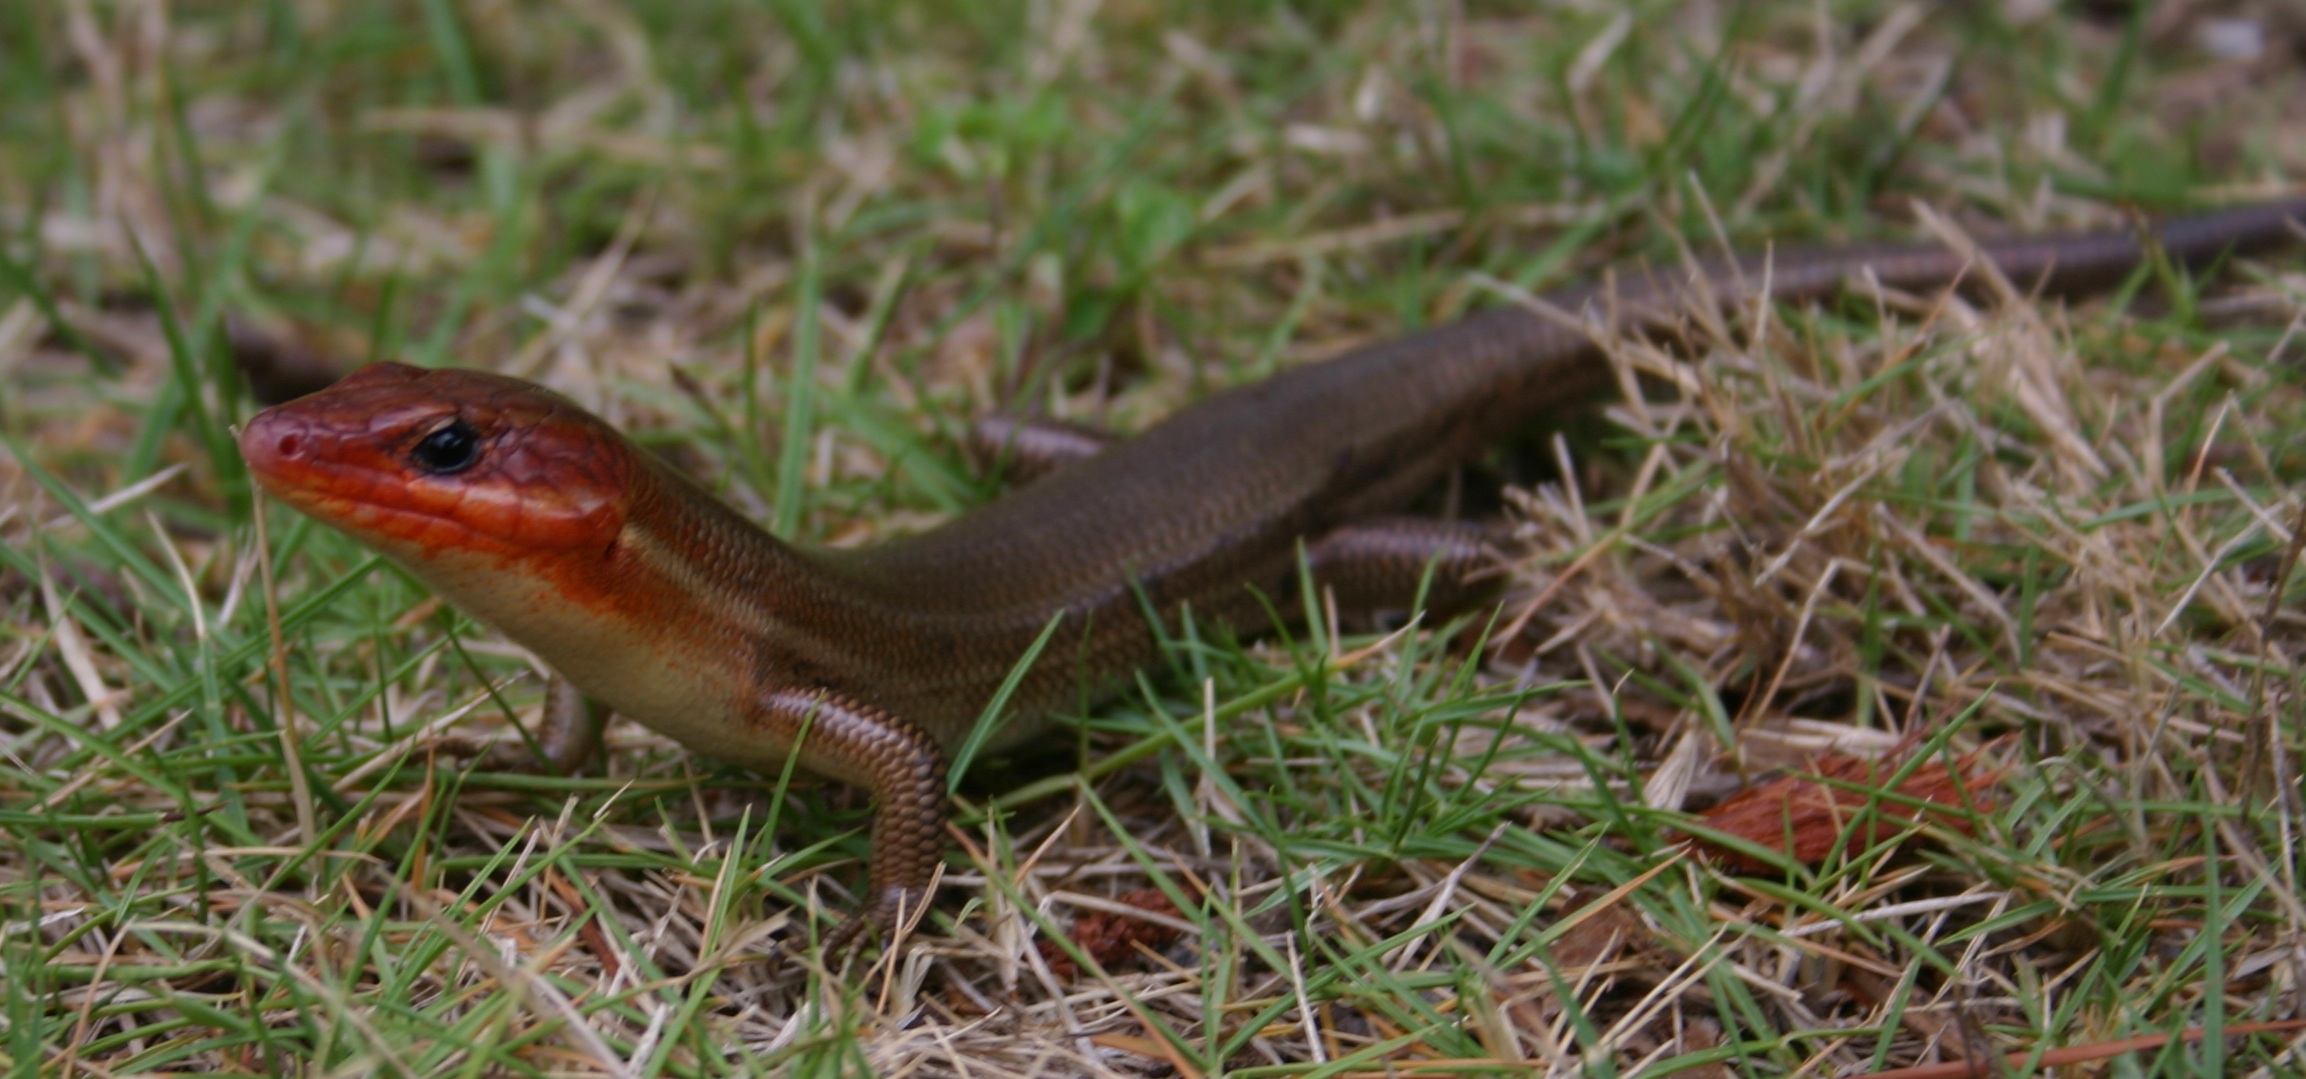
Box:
240;198;2306;948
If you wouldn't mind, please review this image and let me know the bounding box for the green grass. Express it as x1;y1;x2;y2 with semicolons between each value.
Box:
4;2;2305;1075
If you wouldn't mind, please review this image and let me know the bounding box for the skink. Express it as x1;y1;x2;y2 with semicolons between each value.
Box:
239;199;2306;947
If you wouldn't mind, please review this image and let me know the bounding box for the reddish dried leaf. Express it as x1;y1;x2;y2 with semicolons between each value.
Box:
1039;888;1185;978
1685;750;1997;872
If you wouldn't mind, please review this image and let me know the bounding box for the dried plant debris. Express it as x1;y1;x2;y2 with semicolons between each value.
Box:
1035;888;1188;980
1681;744;1999;873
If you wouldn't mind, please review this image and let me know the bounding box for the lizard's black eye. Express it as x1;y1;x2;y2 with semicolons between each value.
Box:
411;420;482;475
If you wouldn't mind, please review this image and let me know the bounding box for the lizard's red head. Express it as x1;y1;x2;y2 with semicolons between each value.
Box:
241;363;642;565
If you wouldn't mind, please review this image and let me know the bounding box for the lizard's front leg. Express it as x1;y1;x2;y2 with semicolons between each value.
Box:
754;687;950;952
